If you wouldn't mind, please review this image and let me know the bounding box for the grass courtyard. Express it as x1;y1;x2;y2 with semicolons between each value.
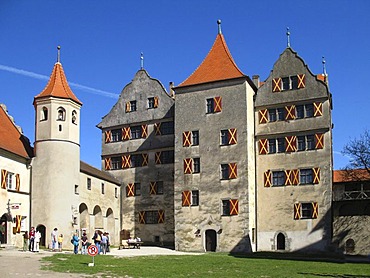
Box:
41;252;370;278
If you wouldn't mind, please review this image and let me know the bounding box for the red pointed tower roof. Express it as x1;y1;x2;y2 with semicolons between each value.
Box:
178;21;245;87
34;48;82;105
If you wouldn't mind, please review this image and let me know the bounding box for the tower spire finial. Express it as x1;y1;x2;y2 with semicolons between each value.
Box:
57;45;61;63
322;56;327;76
286;27;290;48
217;19;222;35
140;52;144;69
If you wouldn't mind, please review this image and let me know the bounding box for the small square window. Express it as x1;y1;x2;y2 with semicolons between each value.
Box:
101;183;105;194
192;190;199;206
222;200;230;216
301;203;313;219
305;104;314;118
297;136;306;151
134;183;141;196
75;184;79;194
193;158;200;173
206;98;214;114
111;129;122;142
130;126;142;139
192;130;199;146
300;169;313;184
130;101;137;112
277;138;285;153
277;108;285;121
148;97;155;109
220;130;228;146
268;139;276;154
296;105;304;119
268;109;277;122
272;171;285;186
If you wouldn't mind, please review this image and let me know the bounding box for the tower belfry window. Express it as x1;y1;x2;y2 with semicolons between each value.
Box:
57;107;66;121
72;110;77;124
41;107;48;121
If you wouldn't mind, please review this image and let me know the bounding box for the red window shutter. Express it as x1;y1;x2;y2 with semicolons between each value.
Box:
142;154;148;166
228;163;237;179
259;139;268;155
15;174;20;192
315;133;324;149
182;191;191;206
312;202;319;218
213;96;222;112
154;96;159;108
150;182;157;195
272;78;282;92
313;168;320;184
183;131;191;147
105;130;112;143
285;170;292;185
1;169;7;189
285;136;297;152
294;203;301;220
138;211;145;224
230;199;239;215
259;109;268;124
141;125;148;138
122;127;131;140
122;155;131;169
285;105;296;120
126;183;135;197
264;170;272;187
314;102;323;117
104;158;111;170
158;210;164;223
228;128;237;145
155;152;161;164
297;74;306;89
15;215;22;233
184;158;193;174
154;123;161;135
125;102;131;112
292;169;299;185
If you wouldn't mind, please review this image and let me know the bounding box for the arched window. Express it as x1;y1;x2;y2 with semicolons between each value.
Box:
57;107;66;121
345;239;355;254
72;110;77;124
41;107;48;121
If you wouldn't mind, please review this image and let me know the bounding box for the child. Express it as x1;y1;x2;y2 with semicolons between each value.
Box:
58;233;63;252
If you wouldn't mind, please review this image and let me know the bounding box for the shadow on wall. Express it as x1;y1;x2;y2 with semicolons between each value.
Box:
229;234;253;254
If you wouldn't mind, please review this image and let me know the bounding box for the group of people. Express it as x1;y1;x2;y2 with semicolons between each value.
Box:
91;230;110;255
22;226;42;252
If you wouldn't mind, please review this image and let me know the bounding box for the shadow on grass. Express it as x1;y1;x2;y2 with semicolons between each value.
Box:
298;273;370;277
228;251;370;264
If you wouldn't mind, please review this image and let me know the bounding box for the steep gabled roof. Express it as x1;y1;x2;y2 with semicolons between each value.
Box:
34;62;82;105
177;33;245;87
0;106;32;159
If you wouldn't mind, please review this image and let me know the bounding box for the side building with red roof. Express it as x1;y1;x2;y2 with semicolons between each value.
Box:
0;104;33;247
332;169;370;255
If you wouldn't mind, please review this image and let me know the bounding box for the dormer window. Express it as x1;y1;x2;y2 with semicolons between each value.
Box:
41;107;48;121
72;110;77;124
57;107;66;121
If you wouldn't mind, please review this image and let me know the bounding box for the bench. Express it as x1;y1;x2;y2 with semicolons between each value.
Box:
119;240;143;249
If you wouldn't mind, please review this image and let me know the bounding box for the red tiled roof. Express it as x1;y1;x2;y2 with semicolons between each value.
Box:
34;62;82;105
333;169;370;183
0;106;31;159
178;34;245;87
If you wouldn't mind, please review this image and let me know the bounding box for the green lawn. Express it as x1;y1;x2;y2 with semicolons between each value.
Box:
41;252;370;278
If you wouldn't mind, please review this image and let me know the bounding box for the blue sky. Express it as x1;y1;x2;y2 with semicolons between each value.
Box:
0;0;369;170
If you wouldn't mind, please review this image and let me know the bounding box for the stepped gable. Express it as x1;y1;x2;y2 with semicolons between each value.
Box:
34;62;82;105
0;106;32;159
178;33;245;87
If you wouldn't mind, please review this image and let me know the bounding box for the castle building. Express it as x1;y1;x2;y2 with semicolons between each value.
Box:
97;69;175;245
173;22;257;252
1;22;346;254
255;46;333;252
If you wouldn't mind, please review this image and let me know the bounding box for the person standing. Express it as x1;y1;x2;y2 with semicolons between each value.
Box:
58;233;63;252
22;231;29;251
51;228;58;251
81;232;88;255
72;233;79;254
29;227;35;252
101;232;108;254
92;230;101;254
34;230;41;252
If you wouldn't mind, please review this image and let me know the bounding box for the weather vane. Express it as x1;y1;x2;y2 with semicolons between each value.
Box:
322;56;327;76
217;19;222;35
286;27;290;48
57;45;61;63
140;52;144;69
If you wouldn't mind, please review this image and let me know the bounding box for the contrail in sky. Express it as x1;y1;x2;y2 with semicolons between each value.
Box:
0;64;119;99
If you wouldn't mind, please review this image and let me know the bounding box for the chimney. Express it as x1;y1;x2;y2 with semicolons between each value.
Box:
169;82;175;98
252;75;260;88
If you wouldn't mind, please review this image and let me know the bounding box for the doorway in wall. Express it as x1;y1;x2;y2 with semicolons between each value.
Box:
0;215;7;244
37;224;46;247
277;233;285;250
205;229;217;252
